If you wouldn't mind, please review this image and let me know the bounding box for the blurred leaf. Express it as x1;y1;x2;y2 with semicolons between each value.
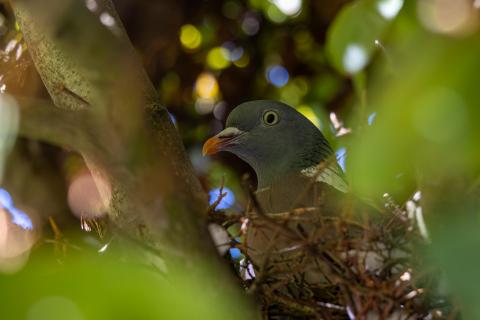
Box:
349;10;480;196
326;0;403;75
426;192;480;319
308;73;343;103
0;250;249;320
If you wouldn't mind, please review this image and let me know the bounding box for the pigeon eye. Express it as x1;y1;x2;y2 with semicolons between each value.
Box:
263;110;279;126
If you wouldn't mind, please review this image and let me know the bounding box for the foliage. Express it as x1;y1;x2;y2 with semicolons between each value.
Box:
0;246;246;320
1;0;480;318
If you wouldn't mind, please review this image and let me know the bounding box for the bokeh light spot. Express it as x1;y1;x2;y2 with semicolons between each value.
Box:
297;105;320;128
209;187;235;210
0;188;13;208
266;4;287;23
280;78;309;105
266;65;289;87
0;204;37;273
99;12;115;27
417;0;478;36
0;188;33;230
194;72;219;99
206;47;231;70
229;248;242;260
222;42;244;62
85;0;98;12
368;112;377;125
377;0;404;20
343;44;368;74
241;13;260;35
67;172;111;219
5;39;17;54
233;52;250;68
9;207;33;231
195;99;216;114
336;147;347;172
180;24;202;50
271;0;302;16
168;112;177;127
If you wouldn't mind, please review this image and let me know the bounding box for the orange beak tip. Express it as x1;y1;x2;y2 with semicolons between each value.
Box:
202;136;221;156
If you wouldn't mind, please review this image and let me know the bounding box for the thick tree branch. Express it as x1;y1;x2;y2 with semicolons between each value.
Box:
11;0;205;251
8;2;253;312
16;97;91;150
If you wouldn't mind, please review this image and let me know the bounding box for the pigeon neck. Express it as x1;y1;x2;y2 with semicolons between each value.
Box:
255;132;332;189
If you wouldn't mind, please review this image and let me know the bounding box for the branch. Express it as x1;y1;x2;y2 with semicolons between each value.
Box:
16;97;91;151
11;0;156;110
9;3;254;314
10;0;209;247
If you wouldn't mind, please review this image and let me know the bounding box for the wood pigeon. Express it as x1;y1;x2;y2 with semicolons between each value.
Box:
203;101;350;282
203;100;348;208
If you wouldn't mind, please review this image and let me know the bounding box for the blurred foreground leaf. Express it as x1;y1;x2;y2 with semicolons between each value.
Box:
349;5;480;318
0;249;249;320
326;0;403;75
350;11;480;196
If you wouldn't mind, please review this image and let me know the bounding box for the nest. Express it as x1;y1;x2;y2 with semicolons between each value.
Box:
209;189;455;319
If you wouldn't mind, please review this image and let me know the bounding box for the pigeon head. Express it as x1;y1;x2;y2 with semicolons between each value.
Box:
203;100;336;188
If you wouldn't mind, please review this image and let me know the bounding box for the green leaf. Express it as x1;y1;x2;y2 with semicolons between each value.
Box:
349;31;480;196
0;250;250;320
326;0;403;75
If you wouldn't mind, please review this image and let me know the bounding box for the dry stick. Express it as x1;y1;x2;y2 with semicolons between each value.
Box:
245;183;298;238
342;250;415;318
255;221;352;311
381;300;396;320
242;155;432;317
296;163;409;317
244;184;307;294
207;176;226;214
292;154;357;228
251;160;356;312
248;207;318;220
289;155;337;212
262;290;320;317
264;255;314;291
306;228;369;317
249;160;335;293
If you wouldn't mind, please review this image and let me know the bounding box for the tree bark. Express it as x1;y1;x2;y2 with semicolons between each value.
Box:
9;0;252;310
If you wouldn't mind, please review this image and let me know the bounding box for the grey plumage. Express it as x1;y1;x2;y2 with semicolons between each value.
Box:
203;100;350;284
206;100;347;192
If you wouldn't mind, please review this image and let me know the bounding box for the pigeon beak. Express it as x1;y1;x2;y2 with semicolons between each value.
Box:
202;127;244;156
